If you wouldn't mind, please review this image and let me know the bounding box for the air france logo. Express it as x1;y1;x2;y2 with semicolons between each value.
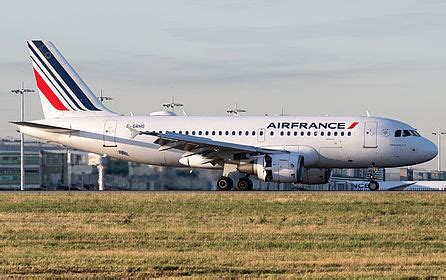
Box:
267;121;359;130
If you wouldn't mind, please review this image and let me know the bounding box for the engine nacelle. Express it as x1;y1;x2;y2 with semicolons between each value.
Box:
178;155;219;169
239;153;304;183
300;168;332;185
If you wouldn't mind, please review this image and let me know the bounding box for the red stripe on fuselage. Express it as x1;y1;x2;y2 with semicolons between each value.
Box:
33;68;68;111
348;121;359;129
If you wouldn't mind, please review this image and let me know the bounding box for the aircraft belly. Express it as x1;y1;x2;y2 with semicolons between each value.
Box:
318;147;347;167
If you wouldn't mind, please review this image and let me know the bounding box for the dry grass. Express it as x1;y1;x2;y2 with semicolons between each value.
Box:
0;192;444;278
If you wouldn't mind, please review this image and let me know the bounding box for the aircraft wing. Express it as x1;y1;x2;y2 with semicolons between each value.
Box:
129;128;285;164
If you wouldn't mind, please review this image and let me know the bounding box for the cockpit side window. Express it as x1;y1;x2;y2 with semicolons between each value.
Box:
395;130;401;137
411;130;421;137
403;130;411;137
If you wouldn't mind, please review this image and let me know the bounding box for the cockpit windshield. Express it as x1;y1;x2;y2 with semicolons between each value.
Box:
394;129;421;137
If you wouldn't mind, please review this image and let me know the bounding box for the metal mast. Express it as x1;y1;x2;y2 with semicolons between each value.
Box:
11;82;35;191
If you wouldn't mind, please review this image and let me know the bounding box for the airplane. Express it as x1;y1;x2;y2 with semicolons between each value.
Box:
11;40;438;191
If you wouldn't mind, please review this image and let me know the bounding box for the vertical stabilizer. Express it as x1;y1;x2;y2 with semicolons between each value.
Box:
27;40;118;119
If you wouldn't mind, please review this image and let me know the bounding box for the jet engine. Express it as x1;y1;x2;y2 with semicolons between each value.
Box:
300;168;332;184
238;153;304;183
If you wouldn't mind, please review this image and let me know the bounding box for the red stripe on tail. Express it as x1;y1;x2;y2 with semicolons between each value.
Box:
33;68;68;111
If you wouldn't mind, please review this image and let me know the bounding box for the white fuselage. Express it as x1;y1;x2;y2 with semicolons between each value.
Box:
19;115;437;169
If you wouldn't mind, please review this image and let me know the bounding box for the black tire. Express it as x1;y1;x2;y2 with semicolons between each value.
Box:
216;176;233;191
368;181;379;191
235;177;253;191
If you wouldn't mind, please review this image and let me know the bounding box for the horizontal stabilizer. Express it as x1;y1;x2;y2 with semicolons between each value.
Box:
10;121;77;134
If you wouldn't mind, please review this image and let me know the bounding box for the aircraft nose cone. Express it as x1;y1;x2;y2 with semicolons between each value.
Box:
422;138;438;162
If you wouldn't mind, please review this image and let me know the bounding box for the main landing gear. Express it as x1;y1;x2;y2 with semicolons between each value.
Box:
216;176;233;191
368;166;380;191
216;176;253;191
235;177;253;191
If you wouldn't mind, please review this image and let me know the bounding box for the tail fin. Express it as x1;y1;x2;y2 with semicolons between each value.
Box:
27;40;118;119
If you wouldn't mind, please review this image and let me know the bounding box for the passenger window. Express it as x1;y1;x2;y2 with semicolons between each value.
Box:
270;131;274;136
239;131;242;136
212;131;215;136
327;131;331;136
321;131;324;136
347;131;351;136
232;131;236;136
198;131;202;136
301;131;304;136
225;131;229;136
307;131;311;136
341;132;344;136
253;131;256;136
179;131;182;134
205;131;209;136
314;131;318;136
294;131;298;136
185;131;189;135
280;131;284;136
287;131;291;136
334;132;338;136
192;131;196;135
403;130;411;137
245;131;249;136
219;131;222;136
395;130;401;137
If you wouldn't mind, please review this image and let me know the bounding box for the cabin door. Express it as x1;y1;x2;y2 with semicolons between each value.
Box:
103;120;117;147
364;121;378;148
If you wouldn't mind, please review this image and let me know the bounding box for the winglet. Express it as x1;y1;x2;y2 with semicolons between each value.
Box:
128;127;141;139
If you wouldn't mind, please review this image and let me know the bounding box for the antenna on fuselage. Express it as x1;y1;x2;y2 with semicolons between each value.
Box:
163;96;183;113
97;81;113;103
227;103;246;116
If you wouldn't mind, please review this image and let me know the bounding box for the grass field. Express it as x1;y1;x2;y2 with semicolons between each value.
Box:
0;192;444;278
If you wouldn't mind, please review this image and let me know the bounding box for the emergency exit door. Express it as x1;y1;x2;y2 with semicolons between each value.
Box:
364;121;378;148
103;120;117;147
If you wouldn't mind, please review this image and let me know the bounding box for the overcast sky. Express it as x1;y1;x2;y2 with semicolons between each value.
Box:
1;0;446;169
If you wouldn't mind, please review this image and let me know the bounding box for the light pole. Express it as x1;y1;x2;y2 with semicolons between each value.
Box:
432;128;446;172
11;82;35;191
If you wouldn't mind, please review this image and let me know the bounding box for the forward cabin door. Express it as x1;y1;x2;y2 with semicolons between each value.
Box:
364;121;378;148
103;120;117;147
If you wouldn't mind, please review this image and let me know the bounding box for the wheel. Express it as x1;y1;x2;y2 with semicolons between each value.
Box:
216;176;233;191
235;177;253;191
368;181;379;191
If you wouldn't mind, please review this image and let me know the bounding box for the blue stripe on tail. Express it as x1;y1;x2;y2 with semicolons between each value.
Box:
32;40;100;111
28;42;83;111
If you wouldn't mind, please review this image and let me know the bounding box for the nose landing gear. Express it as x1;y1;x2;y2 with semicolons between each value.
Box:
368;180;379;191
368;166;380;191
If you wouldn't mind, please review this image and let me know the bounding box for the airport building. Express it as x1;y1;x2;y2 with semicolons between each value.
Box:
0;138;444;191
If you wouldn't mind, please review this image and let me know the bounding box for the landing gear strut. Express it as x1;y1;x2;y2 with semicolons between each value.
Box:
368;166;380;191
216;176;233;191
235;177;253;191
